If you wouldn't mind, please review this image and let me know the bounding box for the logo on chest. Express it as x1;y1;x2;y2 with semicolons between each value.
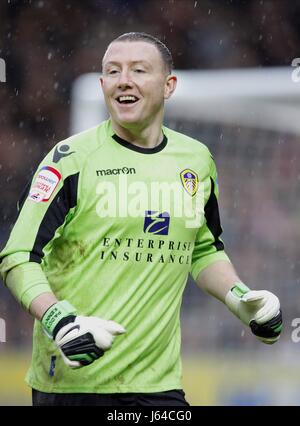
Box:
143;211;170;235
180;169;199;197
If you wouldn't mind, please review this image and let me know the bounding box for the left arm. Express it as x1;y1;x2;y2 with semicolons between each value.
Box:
195;260;283;344
195;259;240;303
191;152;282;344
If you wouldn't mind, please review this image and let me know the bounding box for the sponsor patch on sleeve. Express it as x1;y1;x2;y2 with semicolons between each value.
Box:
28;166;62;203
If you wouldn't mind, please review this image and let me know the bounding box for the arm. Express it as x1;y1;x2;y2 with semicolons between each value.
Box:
195;260;283;344
5;265;126;368
1;143;125;368
196;259;240;302
191;153;282;344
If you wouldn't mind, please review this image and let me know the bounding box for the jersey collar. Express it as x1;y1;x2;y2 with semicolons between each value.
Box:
111;132;168;154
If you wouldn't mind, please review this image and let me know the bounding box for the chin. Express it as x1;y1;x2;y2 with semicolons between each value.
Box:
115;114;142;127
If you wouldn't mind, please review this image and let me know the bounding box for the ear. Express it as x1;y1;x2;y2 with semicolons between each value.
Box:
99;76;104;89
164;75;177;100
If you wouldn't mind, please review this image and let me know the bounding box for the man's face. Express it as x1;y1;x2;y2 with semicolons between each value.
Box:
101;41;176;129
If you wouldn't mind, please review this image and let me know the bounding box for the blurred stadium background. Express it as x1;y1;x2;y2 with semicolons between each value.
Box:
1;0;300;405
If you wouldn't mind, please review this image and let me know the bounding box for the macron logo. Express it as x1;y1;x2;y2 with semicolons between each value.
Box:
96;167;136;176
53;144;75;163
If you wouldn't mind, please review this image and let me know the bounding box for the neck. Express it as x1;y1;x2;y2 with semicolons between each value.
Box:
111;117;164;149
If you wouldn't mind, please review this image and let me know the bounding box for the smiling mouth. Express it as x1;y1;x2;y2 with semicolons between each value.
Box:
116;95;139;105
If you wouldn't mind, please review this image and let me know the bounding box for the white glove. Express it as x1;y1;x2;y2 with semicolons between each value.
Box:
225;283;282;344
41;301;126;368
55;316;126;368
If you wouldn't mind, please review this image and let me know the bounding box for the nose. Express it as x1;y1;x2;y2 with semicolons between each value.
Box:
117;69;133;90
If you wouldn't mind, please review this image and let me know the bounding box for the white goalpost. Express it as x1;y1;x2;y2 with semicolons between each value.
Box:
70;67;300;135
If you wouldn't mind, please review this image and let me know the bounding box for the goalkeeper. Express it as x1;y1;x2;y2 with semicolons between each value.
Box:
0;32;282;406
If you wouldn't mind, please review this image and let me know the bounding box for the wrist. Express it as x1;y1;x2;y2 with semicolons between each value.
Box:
225;282;251;320
41;300;77;338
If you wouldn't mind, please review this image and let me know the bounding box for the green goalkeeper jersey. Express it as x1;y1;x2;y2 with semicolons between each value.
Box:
0;119;229;393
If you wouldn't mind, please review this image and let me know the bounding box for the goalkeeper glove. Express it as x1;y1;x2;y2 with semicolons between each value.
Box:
225;282;282;344
41;300;126;368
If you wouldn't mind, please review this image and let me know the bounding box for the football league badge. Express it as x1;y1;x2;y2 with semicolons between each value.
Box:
180;169;199;197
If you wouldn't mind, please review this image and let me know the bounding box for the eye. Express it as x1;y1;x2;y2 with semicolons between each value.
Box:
107;69;119;75
134;69;145;73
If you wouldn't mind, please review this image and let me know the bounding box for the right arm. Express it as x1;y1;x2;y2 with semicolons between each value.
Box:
0;144;124;367
3;230;125;369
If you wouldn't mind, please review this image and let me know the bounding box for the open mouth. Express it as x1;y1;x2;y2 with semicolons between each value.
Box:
116;95;139;105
